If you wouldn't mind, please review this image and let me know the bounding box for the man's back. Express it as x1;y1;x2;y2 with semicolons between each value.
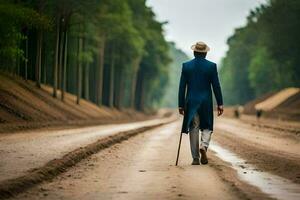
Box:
182;57;218;103
178;42;223;134
179;57;222;108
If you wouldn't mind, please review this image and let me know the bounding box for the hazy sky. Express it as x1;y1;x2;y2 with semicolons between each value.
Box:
147;0;267;64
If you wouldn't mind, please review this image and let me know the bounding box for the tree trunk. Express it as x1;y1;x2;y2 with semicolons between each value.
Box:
35;30;42;88
76;36;83;105
58;20;65;92
38;33;43;86
24;35;28;81
42;46;46;84
61;30;68;101
114;68;120;108
108;51;115;108
135;69;145;111
53;18;60;98
118;69;124;109
82;38;89;101
43;61;46;84
130;57;141;109
139;76;146;111
16;43;20;76
84;62;90;100
115;55;124;110
96;36;105;106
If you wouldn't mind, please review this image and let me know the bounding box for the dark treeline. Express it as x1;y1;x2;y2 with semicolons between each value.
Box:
220;0;300;105
0;0;171;111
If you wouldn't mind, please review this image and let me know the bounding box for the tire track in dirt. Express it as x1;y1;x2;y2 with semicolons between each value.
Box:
0;118;175;199
12;121;245;200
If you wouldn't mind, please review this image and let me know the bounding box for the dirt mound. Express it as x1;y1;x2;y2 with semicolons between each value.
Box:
266;90;300;121
255;88;300;111
243;92;276;115
0;73;147;133
243;88;300;121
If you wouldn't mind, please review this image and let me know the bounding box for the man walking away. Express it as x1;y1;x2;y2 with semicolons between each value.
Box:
178;41;224;165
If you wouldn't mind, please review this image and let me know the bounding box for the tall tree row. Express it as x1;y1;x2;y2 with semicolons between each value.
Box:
0;0;171;111
220;0;300;105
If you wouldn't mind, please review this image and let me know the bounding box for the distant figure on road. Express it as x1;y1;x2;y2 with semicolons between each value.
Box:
178;41;224;165
234;107;240;118
256;109;263;121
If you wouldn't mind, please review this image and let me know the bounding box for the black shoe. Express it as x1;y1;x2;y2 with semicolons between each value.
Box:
200;149;208;165
191;158;200;165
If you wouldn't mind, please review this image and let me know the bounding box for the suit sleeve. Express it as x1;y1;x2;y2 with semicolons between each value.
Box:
178;64;187;108
211;64;223;106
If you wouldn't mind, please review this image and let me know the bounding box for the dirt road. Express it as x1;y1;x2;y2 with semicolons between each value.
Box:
9;118;300;199
0;117;172;182
214;117;300;183
13;121;242;200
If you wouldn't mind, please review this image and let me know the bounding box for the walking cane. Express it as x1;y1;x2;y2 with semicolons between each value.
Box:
175;131;183;166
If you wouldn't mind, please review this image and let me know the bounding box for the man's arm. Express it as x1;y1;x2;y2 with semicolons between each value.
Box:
178;64;187;115
211;64;224;116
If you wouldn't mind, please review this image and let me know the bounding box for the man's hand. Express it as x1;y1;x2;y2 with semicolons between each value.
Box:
178;107;185;115
217;105;224;116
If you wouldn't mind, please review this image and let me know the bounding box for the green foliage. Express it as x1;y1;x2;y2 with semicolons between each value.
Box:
0;1;50;61
248;47;277;96
0;0;171;111
220;0;300;105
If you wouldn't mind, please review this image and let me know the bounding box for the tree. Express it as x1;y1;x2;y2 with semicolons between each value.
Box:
0;0;50;77
0;0;171;111
220;0;300;105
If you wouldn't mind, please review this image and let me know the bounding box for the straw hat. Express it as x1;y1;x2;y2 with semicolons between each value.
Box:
191;41;210;53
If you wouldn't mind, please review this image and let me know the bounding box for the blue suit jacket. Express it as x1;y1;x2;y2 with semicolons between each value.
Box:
178;56;223;133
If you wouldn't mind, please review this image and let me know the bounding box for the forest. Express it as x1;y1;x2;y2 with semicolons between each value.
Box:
220;0;300;105
161;42;189;108
0;0;171;111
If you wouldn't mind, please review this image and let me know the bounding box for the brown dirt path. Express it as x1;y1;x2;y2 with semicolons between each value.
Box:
0;117;173;183
214;117;300;184
14;121;242;200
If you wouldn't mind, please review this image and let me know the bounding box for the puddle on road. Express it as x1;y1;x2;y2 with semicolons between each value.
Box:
210;143;300;200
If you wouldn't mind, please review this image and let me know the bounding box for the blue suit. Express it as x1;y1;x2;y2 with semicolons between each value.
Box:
178;56;223;134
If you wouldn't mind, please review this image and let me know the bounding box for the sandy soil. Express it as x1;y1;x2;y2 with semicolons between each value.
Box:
4;117;300;200
240;114;300;134
214;117;300;183
14;122;242;200
0;73;150;133
242;88;300;121
0;117;173;182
